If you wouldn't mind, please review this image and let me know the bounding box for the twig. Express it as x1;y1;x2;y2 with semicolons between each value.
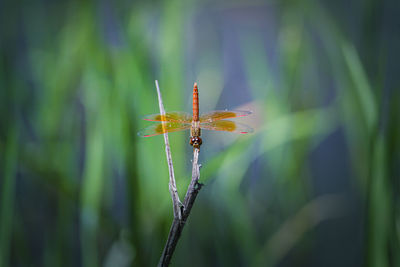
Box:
158;148;202;267
155;80;182;220
155;81;203;266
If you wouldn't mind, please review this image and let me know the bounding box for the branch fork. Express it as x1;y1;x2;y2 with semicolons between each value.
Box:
154;81;203;266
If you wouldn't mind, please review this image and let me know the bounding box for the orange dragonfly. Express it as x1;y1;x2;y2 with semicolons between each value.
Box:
138;83;253;148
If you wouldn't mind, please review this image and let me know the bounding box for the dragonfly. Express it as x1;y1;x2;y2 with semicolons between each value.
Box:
138;83;253;148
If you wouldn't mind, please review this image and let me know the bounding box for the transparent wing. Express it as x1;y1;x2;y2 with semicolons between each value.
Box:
200;120;253;134
138;122;191;137
199;110;252;123
142;111;192;123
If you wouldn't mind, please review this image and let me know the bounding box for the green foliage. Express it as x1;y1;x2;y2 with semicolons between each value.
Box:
0;0;398;266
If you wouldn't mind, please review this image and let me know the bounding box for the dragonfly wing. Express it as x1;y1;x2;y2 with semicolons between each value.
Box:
142;111;192;123
199;110;252;123
200;120;253;134
138;122;191;137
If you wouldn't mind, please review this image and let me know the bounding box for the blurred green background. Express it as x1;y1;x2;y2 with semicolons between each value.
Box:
1;0;399;266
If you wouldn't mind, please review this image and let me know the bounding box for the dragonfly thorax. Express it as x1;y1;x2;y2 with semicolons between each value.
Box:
190;121;202;148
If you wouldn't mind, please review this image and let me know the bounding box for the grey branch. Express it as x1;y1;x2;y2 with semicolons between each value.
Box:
155;80;182;220
155;81;203;266
158;147;202;267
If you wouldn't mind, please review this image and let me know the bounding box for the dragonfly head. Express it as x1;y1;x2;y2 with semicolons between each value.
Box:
190;136;202;149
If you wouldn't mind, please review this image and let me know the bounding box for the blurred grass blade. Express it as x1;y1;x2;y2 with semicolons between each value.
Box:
255;194;345;267
202;106;337;183
81;128;104;267
0;130;18;267
368;135;390;267
342;42;377;132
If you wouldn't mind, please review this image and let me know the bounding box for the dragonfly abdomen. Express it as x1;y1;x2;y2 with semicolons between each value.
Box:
193;83;199;121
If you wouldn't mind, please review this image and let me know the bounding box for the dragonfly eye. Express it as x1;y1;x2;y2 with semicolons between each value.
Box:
190;136;202;148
